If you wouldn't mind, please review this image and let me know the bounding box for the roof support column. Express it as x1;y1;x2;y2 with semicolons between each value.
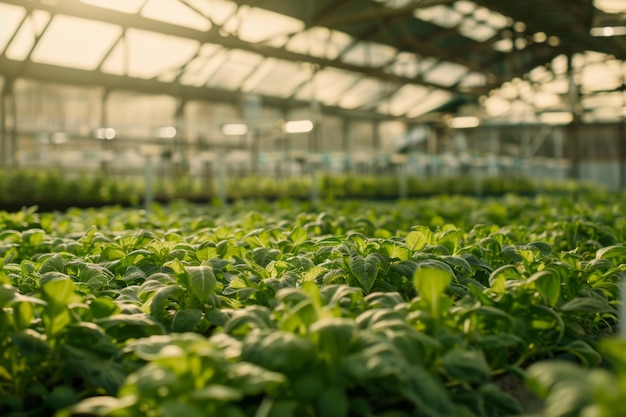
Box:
567;54;581;180
1;79;17;168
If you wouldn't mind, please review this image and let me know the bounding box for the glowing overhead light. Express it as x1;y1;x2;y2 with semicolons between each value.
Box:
284;120;314;133
95;127;116;140
51;132;69;144
222;123;248;136
156;126;177;138
590;26;626;36
448;116;480;129
539;112;573;125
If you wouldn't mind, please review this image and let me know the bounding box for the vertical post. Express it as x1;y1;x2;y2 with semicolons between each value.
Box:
567;54;581;181
0;81;6;168
342;118;351;173
145;155;154;212
217;156;227;206
1;79;17;167
310;166;318;204
398;160;407;199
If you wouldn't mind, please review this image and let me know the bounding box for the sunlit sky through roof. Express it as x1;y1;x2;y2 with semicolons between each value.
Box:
0;0;624;122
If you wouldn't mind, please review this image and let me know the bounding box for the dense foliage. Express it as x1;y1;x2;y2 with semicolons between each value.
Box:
0;168;600;210
0;193;624;417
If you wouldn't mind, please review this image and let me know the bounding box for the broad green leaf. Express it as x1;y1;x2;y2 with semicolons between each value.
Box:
150;285;185;320
10;329;51;359
289;226;307;246
228;362;286;395
13;300;34;329
406;229;431;252
560;296;615;313
0;283;17;307
171;309;203;332
557;340;602;366
413;267;451;315
309;318;356;362
527;270;561;307
596;245;626;262
39;254;65;274
191;384;243;402
187;265;217;303
440;349;490;383
41;274;75;311
348;253;383;293
250;247;281;267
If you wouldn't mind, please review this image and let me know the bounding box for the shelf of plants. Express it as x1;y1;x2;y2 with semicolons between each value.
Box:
0;193;624;417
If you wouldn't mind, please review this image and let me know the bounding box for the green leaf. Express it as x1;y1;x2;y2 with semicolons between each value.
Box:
40;254;65;274
440;349;490;384
527;270;561;307
150;285;185;320
171;309;203;332
289;226;307;246
187;265;217;303
596;244;626;259
413;267;451;319
557;340;602;366
309;318;356;362
406;229;431;252
41;274;75;311
10;329;51;359
560;296;615;313
348;253;383;293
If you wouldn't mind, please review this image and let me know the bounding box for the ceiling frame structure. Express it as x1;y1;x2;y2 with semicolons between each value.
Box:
0;0;624;125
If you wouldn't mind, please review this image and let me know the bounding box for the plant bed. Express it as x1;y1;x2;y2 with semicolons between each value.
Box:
0;194;624;417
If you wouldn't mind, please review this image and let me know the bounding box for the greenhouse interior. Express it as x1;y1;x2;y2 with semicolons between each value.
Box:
1;0;626;205
1;1;626;417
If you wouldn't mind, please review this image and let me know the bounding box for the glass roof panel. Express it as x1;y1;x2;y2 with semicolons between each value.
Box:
295;68;361;105
414;5;463;29
341;41;397;67
460;22;497;42
484;95;511;117
455;1;477;14
31;15;121;70
458;72;487;87
81;0;146;14
102;29;199;79
205;49;263;90
223;6;304;43
581;61;622;92
4;10;49;61
582;92;624;109
286;27;353;60
180;44;223;86
248;60;311;98
338;77;389;109
532;92;562;109
382;84;430;116
0;4;26;55
422;62;469;87
184;0;237;25
542;78;569;94
406;90;453;118
141;0;211;32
